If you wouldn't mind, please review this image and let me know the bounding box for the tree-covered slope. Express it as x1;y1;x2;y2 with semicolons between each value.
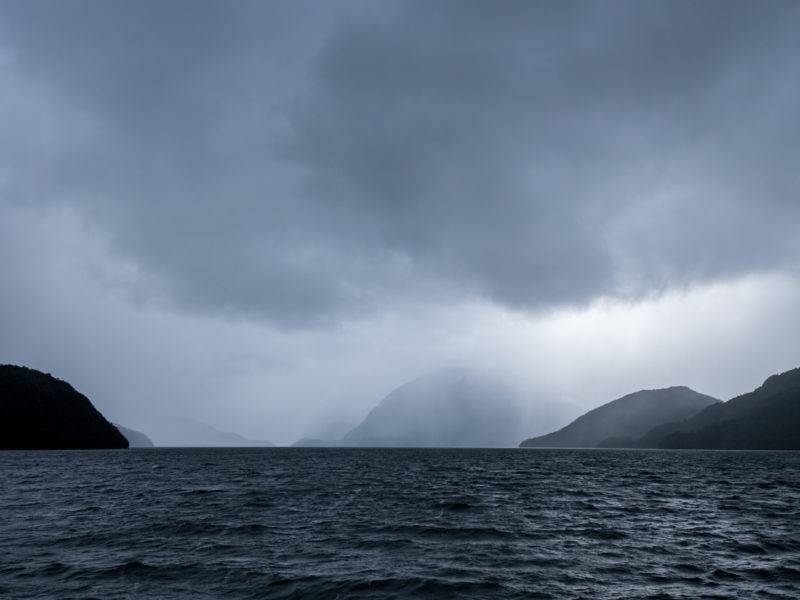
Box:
648;367;800;450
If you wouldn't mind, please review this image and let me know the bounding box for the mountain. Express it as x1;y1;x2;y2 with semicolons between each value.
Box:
342;369;567;447
0;364;128;449
519;386;720;448
140;417;274;447
114;424;154;448
637;367;800;450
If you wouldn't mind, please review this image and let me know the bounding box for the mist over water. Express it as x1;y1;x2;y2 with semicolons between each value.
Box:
340;368;574;448
2;448;799;599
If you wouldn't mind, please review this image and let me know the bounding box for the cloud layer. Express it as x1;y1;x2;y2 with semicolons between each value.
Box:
2;1;798;325
1;2;799;442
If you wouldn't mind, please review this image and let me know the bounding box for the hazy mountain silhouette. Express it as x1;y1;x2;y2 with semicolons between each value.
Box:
141;417;274;447
520;386;719;448
342;369;568;447
292;437;341;447
292;420;356;447
631;367;800;449
114;424;154;448
0;364;128;449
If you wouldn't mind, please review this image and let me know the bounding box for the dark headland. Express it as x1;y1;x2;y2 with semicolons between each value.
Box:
0;364;128;449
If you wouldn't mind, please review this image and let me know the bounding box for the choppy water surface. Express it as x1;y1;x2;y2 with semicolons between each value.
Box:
1;448;799;599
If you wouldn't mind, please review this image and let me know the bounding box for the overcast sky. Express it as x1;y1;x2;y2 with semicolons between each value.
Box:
1;1;799;444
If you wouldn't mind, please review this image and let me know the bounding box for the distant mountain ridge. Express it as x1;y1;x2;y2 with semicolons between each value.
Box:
520;386;720;448
141;417;274;447
114;424;154;448
0;364;128;449
292;420;356;447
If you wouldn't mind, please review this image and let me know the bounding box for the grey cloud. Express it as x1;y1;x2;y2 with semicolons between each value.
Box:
1;0;799;324
289;0;800;307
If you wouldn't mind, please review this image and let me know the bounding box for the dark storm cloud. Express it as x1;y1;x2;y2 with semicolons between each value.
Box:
1;0;799;324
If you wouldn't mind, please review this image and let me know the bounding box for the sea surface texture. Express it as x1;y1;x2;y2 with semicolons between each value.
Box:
1;448;799;599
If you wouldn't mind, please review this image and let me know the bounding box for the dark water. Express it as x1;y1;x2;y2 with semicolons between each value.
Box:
2;449;800;599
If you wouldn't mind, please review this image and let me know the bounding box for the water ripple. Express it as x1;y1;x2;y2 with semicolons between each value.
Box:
1;448;799;599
